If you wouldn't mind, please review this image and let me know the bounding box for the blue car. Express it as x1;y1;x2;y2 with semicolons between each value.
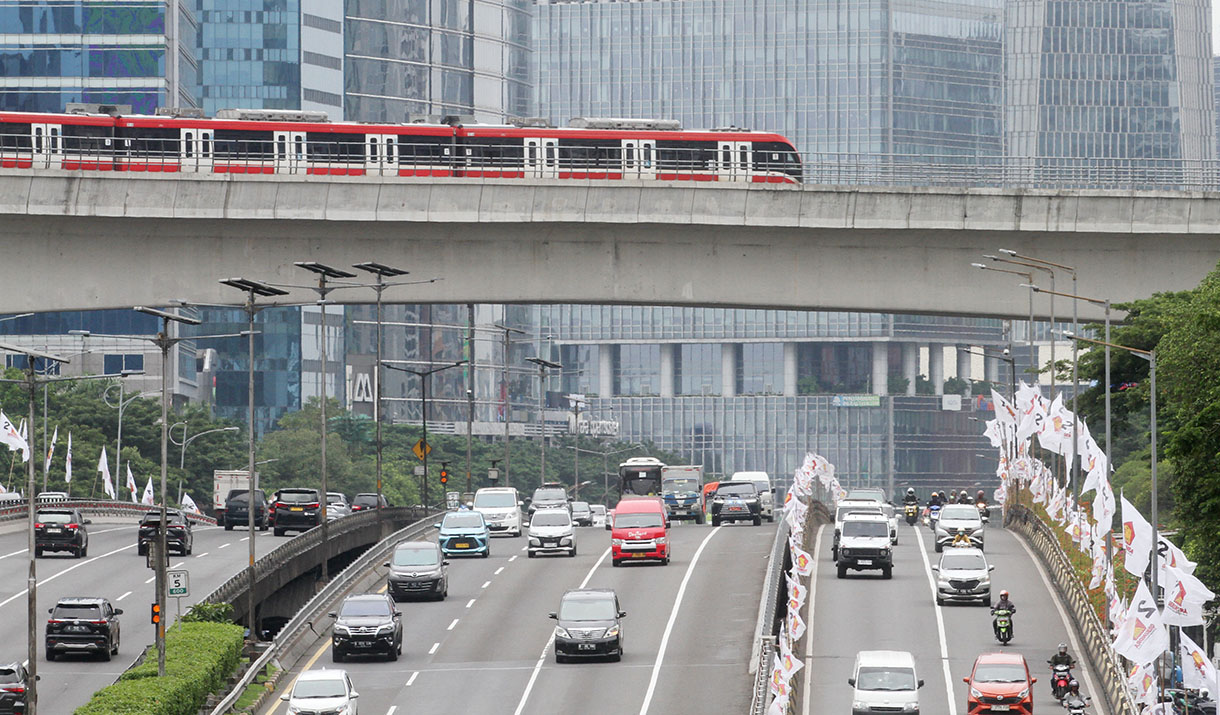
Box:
435;510;491;558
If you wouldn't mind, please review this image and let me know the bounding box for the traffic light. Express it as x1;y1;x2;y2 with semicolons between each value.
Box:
439;468;449;485
150;602;162;625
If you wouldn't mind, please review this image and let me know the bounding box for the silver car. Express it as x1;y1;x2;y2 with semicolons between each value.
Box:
932;547;993;606
326;492;351;520
934;504;985;552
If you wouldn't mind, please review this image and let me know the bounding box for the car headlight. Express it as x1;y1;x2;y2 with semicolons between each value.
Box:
970;687;982;698
333;625;350;635
529;538;541;546
903;702;919;711
852;701;868;710
554;626;570;639
560;537;572;546
611;538;623;546
881;547;891;555
376;624;395;635
1017;687;1029;699
656;537;667;545
604;625;620;638
841;548;851;557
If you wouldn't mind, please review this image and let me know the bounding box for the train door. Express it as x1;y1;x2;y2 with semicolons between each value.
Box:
273;130;306;173
179;128;213;172
716;141;752;180
365;134;398;175
31;123;62;169
621;139;656;179
524;137;558;178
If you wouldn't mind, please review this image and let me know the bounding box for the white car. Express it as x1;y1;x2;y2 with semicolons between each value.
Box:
326;492;351;520
473;487;524;537
528;508;577;557
849;650;923;713
590;504;608;528
281;668;359;715
934;504;985;552
880;503;899;545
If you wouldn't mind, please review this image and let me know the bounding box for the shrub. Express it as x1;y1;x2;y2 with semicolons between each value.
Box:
182;601;235;623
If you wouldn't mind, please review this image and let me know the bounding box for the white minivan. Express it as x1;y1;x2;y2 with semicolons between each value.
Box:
730;471;774;522
848;650;923;714
473;487;523;537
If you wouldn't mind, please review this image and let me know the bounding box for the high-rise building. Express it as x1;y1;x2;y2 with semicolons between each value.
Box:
0;0;198;113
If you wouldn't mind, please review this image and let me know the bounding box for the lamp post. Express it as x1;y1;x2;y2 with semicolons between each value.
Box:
972;263;1036;383
494;324;528;487
560;443;641;506
525;357;562;485
170;423;240;471
101;381;156;494
382;360;468;507
963;347;1018;401
987;254;1057;393
566;394;587;499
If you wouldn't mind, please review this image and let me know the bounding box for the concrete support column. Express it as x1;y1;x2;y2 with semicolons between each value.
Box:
659;343;675;398
721;343;737;397
598;345;613;398
929;343;944;395
956;346;972;394
985;355;1000;386
872;342;888;395
902;343;918;396
783;343;798;397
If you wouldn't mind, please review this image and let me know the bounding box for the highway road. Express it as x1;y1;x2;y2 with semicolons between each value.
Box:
803;520;1110;715
261;519;777;715
0;516;285;714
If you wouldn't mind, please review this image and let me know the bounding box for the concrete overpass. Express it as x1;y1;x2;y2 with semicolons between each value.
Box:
2;168;1219;319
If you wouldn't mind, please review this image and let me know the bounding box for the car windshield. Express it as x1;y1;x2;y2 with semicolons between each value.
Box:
293;678;347;699
940;505;980;520
533;488;566;501
52;604;100;620
474;492;516;508
559;597;617;621
279;491;316;503
228;491;263;504
843;521;889;537
857;666;917;691
531;511;571;527
571;502;591;513
339;599;390;618
717;483;756;497
837;506;880;522
974;663;1029;683
665;478;700;493
0;666;22;684
443;513;484;529
352;494;379;506
941;552;988;570
392;546;439;567
327;494;346;504
590;506;606;515
38;511;73;524
615;513;663;528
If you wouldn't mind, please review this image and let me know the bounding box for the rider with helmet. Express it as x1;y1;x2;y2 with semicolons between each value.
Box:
958;490;974;504
903;487;919;506
991;590;1016;638
1062;679;1090;709
1049;643;1076;668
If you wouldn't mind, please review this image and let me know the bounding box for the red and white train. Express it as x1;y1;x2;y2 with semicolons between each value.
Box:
0;107;803;183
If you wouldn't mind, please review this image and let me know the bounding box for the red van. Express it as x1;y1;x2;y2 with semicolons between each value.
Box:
611;498;670;566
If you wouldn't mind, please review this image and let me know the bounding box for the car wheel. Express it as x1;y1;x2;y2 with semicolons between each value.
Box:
332;648;343;663
527;551;536;559
397;639;402;656
483;548;491;558
752;516;762;526
662;557;670;565
555;653;566;664
34;547;42;558
388;646;398;662
836;563;847;579
609;649;622;663
185;543;192;556
612;559;622;567
274;528;285;537
882;566;893;580
224;522;233;531
766;514;774;523
934;542;943;553
260;521;269;531
568;546;577;558
695;514;705;525
936;596;945;606
101;642;112;662
981;596;991;607
137;545;146;556
46;649;55;662
112;636;119;655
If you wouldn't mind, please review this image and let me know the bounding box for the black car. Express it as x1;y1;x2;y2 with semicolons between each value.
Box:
385;540;448;601
45;597;122;661
329;593;402;662
272;488;322;535
528;483;569;521
0;662;32;715
550;588;625;663
570;501;593;527
349;492;388;513
34;508;90;558
137;509;193;556
223;489;269;531
709;481;763;526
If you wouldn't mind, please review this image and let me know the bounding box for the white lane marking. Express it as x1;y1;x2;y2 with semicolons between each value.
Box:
512;546;611;715
914;527;959;715
117;591;132;602
1012;532;1107;715
0;541;137;610
509;555;518;562
387;707;398;715
520;545;527;551
447;619;459;631
801;524;825;715
194;552;209;558
171;561;185;569
240;537;249;542
406;672;419;687
1;525;141;563
145;575;155;584
428;642;440;655
638;526;722;715
0;548;27;561
494;567;504;575
219;542;231;549
466;599;476;609
482;581;491;589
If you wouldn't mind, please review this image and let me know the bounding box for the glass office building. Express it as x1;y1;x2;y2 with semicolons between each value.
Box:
0;0;198;113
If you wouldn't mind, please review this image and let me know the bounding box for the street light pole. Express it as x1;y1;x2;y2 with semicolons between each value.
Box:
494;324;527;487
526;357;562;485
170;423;240;471
383;360;468;507
972;263;1036;382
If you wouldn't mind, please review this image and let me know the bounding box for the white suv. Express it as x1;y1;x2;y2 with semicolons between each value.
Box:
528;508;577;558
473;487;523;537
849;650;923;714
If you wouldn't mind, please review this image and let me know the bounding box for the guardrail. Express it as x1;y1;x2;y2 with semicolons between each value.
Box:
1006;503;1139;715
206;509;441;715
0;498;217;526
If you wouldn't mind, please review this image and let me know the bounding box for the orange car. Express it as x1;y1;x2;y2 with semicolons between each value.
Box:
964;652;1036;714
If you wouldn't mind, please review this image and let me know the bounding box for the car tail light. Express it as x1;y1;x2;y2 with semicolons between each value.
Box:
66;523;79;530
34;523;43;529
90;620;107;625
305;502;320;509
1;685;25;694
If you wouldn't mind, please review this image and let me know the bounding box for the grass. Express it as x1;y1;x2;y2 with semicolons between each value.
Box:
232;661;280;714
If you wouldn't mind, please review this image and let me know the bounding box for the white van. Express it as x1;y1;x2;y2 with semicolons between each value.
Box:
730;471;774;522
848;650;923;713
472;487;523;537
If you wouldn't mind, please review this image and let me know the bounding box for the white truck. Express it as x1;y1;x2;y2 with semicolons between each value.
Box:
212;470;252;521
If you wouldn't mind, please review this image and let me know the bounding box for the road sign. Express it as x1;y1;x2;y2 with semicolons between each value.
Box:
167;570;189;598
412;439;431;462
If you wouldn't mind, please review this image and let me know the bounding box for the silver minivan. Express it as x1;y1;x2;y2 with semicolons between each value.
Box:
848;650;923;714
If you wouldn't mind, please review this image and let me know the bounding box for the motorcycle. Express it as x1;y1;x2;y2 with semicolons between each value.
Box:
1049;663;1074;701
1062;694;1091;714
905;503;919;525
977;501;990;524
991;607;1013;644
928;504;942;531
1164;688;1218;715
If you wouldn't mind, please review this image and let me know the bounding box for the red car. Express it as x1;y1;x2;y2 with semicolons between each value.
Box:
611;497;670;566
964;652;1036;714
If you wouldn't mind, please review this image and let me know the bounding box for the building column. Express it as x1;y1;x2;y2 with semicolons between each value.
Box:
659;343;675;398
872;342;888;395
929;343;944;395
721;343;737;397
598;344;614;397
985;354;1000;387
956;345;972;395
783;343;798;397
902;343;918;396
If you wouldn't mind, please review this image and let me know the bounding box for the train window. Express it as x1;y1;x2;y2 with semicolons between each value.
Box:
294;135;304;160
369;136;379;162
184;131;194;158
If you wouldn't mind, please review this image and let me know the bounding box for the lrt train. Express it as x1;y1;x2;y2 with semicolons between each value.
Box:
0;106;803;183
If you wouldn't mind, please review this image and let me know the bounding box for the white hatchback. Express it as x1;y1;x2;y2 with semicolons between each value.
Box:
282;668;359;715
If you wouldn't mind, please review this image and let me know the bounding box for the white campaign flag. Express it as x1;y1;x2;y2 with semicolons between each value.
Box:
64;432;72;483
1161;564;1216;627
1112;578;1170;666
786;574;809;613
785;606;807;643
1081;450;1109;494
182;493;200;514
991;389;1019;427
141;476;155;506
43;425;57;477
1156;534;1196;580
98;447;116;499
125;463;138;503
1092;479;1116;532
1088;529;1108;590
1037;394;1071;454
1016;393;1049;443
1128;662;1158;706
789;537;813;578
983;419;1004;448
1181;630;1219;692
0;411;29;463
1122;495;1154;577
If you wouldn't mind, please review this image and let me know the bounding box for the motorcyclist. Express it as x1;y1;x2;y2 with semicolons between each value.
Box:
976;489;987;506
1061;679;1089;709
959;490;974;504
991;590;1016;638
903;488;919;506
1049;643;1076;669
948;489;957;503
928;491;943;508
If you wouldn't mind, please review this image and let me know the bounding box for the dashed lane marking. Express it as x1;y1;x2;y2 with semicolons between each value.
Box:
429;642;440;655
117;591;132;601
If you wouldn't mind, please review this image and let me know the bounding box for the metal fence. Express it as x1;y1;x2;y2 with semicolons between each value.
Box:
0;498;217;526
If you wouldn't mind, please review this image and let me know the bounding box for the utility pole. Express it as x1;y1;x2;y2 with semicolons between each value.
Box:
526;357;562;485
466;303;475;494
496;323;527;487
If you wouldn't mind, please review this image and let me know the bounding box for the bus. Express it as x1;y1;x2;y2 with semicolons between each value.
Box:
618;457;666;499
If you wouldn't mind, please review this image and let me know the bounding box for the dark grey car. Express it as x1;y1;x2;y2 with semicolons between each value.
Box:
0;662;32;715
550;588;625;663
330;593;402;662
385;540;449;601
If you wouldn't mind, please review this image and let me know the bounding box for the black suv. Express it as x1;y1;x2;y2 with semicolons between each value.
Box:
349;492;388;513
223;489;269;531
528;483;569;521
385;540;448;601
45;597;122;661
710;481;763;526
329;593;402;662
550;588;625;663
272;488;322;535
0;661;32;714
137;509;194;556
34;508;90;558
